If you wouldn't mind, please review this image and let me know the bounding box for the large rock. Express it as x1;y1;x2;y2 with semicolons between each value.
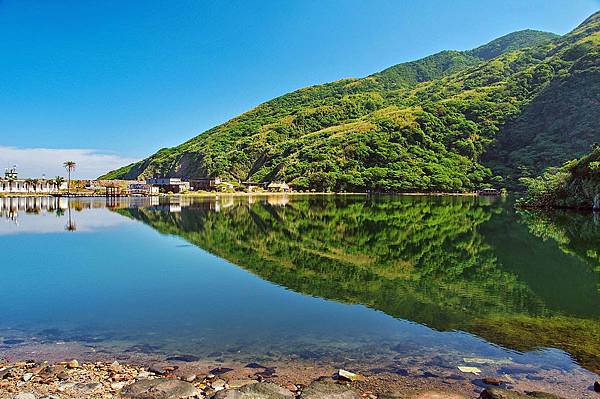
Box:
211;382;294;399
120;378;198;399
301;381;361;399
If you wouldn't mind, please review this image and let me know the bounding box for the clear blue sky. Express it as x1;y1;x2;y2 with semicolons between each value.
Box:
0;0;598;177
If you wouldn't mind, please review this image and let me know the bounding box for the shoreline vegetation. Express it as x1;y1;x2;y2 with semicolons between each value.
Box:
517;145;600;210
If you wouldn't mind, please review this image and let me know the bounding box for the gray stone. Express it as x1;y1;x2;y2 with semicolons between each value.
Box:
0;368;13;379
13;394;36;399
179;373;197;383
211;382;294;399
121;378;198;399
22;372;34;382
301;381;361;399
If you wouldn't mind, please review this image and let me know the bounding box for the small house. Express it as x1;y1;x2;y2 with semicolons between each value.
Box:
267;181;290;192
190;177;222;191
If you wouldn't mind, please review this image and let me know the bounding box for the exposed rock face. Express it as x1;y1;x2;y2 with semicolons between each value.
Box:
120;378;198;399
301;381;361;399
211;382;294;399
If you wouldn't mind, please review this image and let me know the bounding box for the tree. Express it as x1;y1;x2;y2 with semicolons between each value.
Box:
54;176;65;193
63;161;76;195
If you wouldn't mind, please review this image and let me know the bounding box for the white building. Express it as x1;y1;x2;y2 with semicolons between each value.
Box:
146;177;190;193
0;168;62;194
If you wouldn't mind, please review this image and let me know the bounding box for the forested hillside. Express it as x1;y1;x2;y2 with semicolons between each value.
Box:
102;12;599;192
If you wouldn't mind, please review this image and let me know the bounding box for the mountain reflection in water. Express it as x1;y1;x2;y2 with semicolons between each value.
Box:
112;194;600;373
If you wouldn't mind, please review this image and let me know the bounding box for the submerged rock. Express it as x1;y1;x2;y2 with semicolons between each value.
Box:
211;382;294;399
482;377;501;386
166;355;200;362
594;380;600;392
478;388;566;399
336;369;364;382
301;381;361;399
121;378;198;399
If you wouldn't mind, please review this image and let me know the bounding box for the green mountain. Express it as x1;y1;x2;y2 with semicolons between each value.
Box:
102;12;599;191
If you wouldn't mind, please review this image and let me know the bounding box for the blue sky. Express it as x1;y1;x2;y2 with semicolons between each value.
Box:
0;0;598;178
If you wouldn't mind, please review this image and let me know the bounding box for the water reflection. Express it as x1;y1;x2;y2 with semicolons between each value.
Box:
112;195;600;373
2;194;599;374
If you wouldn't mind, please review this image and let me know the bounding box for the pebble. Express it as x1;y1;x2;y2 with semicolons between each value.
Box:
137;370;151;378
56;371;69;380
13;393;36;399
110;360;121;372
67;359;79;369
111;381;127;390
22;372;34;382
211;378;227;390
179;373;197;382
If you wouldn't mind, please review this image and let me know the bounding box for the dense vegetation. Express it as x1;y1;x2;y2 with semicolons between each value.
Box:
518;145;600;208
102;12;599;192
114;195;600;372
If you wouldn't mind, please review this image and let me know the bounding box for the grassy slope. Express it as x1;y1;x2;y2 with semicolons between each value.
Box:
102;14;599;191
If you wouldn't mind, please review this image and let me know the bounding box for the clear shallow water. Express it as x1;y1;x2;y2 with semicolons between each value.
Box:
1;195;599;379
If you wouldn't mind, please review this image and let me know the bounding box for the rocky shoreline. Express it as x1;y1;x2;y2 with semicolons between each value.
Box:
1;358;598;399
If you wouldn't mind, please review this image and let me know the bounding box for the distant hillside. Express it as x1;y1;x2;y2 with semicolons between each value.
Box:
102;12;599;192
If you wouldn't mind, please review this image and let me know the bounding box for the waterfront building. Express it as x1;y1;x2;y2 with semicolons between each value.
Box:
0;168;61;194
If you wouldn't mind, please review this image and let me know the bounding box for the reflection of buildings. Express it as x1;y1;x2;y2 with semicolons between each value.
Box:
0;168;62;194
267;195;289;207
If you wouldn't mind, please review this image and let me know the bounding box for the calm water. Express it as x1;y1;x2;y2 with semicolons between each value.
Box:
1;195;599;378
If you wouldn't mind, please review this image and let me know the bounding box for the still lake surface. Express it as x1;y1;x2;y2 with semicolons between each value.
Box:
1;195;599;379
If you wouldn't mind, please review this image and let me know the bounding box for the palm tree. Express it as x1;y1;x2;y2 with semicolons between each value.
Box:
54;176;65;193
63;161;76;195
